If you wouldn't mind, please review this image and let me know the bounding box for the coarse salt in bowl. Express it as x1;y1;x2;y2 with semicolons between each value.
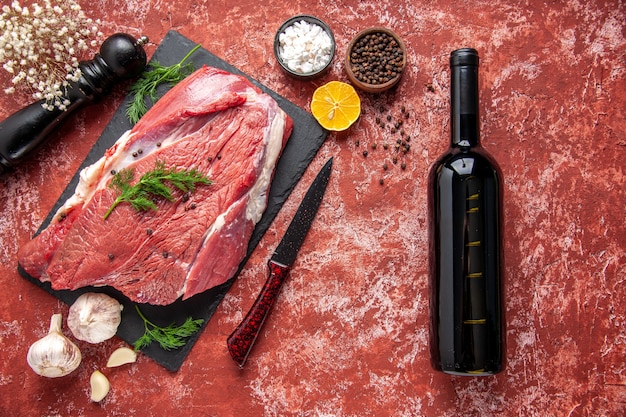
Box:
274;15;336;80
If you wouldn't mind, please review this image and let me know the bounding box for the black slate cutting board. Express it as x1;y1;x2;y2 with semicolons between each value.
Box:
19;30;328;371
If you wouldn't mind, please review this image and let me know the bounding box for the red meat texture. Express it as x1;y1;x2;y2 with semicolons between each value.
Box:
18;66;293;305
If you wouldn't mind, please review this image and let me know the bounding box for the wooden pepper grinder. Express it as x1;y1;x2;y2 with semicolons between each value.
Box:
0;33;148;174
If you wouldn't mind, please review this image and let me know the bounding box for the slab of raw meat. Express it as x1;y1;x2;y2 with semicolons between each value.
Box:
18;66;293;305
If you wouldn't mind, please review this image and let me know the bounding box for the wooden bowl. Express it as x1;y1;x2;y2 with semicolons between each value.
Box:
345;27;406;93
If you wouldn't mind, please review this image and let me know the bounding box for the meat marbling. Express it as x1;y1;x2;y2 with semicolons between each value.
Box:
18;66;293;305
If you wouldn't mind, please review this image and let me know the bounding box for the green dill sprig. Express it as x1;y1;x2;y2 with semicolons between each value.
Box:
126;44;202;123
103;160;211;220
133;305;204;351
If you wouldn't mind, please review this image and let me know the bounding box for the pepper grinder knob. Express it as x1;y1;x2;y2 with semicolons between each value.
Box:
0;33;148;174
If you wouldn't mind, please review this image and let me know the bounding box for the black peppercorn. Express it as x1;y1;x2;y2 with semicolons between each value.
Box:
350;31;404;86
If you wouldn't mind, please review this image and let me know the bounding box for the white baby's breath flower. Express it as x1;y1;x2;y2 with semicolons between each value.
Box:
0;0;102;110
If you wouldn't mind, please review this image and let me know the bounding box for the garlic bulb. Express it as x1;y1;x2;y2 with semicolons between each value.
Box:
27;313;82;378
67;293;123;343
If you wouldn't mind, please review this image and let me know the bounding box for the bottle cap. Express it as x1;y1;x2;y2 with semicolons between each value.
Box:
450;48;479;67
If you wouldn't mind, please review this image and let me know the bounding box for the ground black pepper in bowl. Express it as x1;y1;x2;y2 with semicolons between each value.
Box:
345;27;406;93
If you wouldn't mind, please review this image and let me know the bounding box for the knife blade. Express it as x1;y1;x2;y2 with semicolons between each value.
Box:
227;157;333;367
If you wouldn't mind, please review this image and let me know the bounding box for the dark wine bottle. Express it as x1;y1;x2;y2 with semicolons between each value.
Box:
428;48;504;375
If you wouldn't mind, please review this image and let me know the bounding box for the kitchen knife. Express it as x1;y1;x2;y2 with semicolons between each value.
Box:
227;157;333;367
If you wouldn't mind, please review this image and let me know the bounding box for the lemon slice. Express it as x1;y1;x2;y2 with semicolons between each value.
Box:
311;81;361;131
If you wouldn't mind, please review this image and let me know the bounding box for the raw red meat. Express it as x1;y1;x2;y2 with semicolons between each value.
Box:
18;66;293;305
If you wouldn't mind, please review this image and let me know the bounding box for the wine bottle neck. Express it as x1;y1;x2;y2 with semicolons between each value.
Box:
450;48;480;148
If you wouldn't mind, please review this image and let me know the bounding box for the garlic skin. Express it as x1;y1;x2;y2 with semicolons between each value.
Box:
68;293;123;343
27;313;82;378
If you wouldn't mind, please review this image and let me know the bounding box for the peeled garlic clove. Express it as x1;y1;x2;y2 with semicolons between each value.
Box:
27;313;82;378
68;292;123;344
90;370;110;402
106;347;137;367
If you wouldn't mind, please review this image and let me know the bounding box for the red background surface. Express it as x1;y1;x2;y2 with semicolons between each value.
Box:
1;0;625;415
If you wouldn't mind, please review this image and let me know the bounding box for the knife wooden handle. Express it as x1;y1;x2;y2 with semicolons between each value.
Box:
227;260;290;367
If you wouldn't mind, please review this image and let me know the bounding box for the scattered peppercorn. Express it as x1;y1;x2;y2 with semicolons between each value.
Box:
162;251;169;258
359;99;416;185
108;253;114;261
132;151;138;157
110;169;117;175
146;228;153;235
156;142;162;147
